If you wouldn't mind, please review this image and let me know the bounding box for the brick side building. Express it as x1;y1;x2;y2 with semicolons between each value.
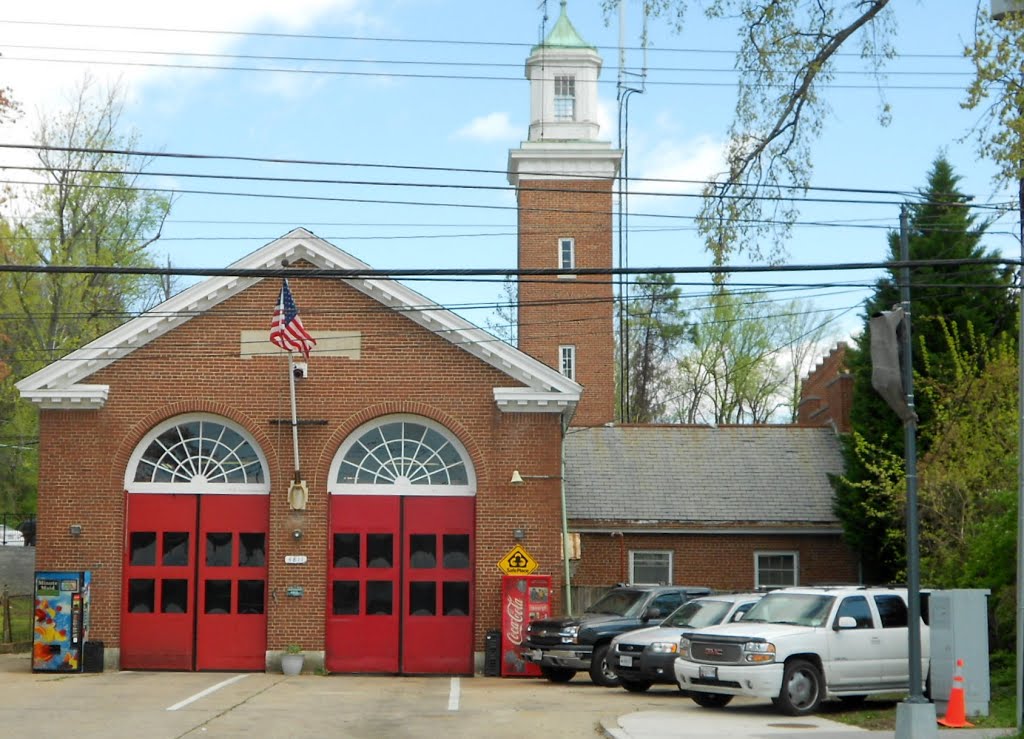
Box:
797;343;853;432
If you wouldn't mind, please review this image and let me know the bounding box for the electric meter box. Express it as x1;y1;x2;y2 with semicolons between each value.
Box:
928;589;990;717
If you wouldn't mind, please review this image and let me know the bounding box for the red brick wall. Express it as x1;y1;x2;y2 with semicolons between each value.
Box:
571;531;859;589
516;179;615;425
32;275;567;654
797;343;852;432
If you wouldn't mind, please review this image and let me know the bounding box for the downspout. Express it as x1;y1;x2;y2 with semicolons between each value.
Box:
560;414;573;616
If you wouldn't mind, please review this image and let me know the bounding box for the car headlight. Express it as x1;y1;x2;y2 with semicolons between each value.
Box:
743;641;776;664
678;637;691;659
648;641;679;654
559;625;579;644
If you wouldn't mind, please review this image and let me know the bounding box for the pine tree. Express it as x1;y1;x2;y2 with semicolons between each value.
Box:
832;156;1015;583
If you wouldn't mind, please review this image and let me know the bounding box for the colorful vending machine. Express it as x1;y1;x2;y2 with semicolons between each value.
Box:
32;571;91;672
501;574;552;677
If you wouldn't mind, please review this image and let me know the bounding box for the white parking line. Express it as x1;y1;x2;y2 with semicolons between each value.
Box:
166;674;250;711
448;677;460;711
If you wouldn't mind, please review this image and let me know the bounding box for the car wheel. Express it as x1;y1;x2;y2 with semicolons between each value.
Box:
540;666;576;683
691;692;733;708
776;659;823;716
619;678;653;693
588;644;620;687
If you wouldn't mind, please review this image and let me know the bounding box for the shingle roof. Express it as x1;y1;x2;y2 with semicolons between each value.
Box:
565;425;843;526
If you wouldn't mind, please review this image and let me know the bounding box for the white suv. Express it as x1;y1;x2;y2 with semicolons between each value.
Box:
673;586;929;716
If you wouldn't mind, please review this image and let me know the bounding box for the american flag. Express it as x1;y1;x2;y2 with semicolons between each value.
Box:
270;279;316;359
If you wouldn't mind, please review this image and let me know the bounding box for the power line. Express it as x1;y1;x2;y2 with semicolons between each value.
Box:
0;257;1013;279
0;18;972;60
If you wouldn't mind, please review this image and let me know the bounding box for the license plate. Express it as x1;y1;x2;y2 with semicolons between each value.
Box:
619;655;633;667
699;665;718;680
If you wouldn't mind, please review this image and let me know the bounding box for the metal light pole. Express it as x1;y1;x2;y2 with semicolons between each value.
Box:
893;207;938;738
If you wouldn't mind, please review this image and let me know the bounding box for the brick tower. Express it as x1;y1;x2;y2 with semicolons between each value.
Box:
507;1;622;426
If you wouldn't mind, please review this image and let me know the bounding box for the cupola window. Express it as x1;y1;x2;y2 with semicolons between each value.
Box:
554;75;576;120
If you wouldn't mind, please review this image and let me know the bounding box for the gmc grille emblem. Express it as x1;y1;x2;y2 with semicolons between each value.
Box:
704;647;723;656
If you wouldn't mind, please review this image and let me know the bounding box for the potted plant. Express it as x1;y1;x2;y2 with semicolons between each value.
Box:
281;644;304;676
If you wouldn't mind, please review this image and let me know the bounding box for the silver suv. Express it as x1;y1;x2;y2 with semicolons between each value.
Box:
609;592;763;692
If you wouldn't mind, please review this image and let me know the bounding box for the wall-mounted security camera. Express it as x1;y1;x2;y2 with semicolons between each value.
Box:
292;362;308;379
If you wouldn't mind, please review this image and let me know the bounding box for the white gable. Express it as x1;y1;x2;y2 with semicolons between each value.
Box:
16;228;581;415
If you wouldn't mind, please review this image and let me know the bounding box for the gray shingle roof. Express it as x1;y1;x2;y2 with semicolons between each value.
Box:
565;425;843;525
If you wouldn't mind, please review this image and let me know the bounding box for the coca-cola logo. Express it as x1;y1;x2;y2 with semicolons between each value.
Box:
506;594;526;645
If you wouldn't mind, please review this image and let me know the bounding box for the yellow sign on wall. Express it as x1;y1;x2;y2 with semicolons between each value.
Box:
498;545;539;575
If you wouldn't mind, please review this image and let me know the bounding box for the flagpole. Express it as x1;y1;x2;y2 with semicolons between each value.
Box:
287;352;301;480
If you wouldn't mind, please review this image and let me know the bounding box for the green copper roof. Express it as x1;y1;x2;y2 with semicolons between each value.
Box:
532;1;595;52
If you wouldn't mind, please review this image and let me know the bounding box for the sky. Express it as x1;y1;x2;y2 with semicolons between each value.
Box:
0;0;1016;353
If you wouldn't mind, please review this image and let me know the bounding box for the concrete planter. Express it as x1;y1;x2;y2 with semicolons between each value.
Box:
281;653;304;676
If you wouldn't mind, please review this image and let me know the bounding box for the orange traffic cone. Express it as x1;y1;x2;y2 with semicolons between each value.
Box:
937;658;973;728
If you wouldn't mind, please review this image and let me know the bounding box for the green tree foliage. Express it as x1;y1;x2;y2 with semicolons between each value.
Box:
670;287;788;424
832;157;1014;583
0;78;171;514
964;6;1024;191
617;274;688;422
916;325;1017;649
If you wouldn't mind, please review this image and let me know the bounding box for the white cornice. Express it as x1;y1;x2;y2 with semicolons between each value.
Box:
494;387;580;414
16;229;582;414
20;385;109;410
508;144;622;185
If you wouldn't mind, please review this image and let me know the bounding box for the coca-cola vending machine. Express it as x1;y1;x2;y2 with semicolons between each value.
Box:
501;574;552;677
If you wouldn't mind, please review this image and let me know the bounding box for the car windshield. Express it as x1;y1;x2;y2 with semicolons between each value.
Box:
662;599;732;628
741;593;835;627
585;589;646;616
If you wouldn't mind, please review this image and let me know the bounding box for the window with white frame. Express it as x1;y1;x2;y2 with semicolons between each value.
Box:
559;345;576;381
558;237;575;271
554;75;576;120
629;550;672;585
755;551;798;589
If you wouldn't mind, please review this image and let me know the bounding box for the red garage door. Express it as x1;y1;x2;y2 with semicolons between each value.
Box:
326;495;474;674
122;494;268;671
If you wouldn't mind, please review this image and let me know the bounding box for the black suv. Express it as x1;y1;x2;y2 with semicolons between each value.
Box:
523;584;711;686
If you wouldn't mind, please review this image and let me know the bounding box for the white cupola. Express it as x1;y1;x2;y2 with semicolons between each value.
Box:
525;0;603;142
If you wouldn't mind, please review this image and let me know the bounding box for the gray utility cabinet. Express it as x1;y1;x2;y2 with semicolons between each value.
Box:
928;589;990;718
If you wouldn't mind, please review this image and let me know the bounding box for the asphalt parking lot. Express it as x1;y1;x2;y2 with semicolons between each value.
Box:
0;654;1012;739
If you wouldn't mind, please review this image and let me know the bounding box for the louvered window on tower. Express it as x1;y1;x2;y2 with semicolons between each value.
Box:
554;75;576;120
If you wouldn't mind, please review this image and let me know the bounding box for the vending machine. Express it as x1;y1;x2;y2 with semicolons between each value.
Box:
32;571;91;673
501;574;552;677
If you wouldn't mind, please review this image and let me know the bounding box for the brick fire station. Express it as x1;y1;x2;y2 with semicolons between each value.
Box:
16;3;857;674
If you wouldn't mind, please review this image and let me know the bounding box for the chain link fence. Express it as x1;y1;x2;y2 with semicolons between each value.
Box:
1;584;32;650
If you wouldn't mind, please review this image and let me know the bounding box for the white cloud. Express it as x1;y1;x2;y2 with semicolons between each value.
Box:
453;112;519;142
0;0;371;137
635;134;725;198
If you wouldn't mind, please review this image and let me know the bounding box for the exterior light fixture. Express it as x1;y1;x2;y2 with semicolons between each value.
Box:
510;470;561;485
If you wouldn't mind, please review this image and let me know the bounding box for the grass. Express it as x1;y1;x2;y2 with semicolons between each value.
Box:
825;652;1020;734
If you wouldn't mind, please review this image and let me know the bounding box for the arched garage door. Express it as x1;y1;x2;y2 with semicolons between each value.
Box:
121;415;270;671
326;416;475;675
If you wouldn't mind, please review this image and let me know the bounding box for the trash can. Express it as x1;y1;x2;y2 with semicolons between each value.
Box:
82;640;104;673
484;630;501;676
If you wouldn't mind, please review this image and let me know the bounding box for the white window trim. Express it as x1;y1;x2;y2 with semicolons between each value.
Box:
328;414;477;496
124;413;270;495
559;345;576;381
754;550;799;589
558;237;576;278
553;75;576;121
628;550;673;586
